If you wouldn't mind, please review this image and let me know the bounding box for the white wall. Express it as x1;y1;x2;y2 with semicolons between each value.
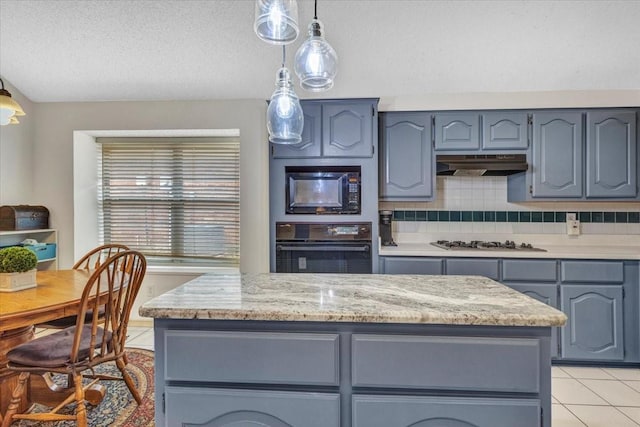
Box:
31;99;269;273
0;78;35;204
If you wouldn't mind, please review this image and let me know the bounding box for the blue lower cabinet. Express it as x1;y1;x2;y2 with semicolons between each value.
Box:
165;387;340;427
508;283;559;359
561;285;625;361
352;395;541;427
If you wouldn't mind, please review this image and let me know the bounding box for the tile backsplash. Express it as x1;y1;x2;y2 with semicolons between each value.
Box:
379;176;640;235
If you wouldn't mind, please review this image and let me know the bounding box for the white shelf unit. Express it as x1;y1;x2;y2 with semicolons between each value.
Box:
0;229;58;270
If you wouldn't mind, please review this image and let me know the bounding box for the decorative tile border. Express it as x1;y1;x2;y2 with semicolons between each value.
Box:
392;210;640;223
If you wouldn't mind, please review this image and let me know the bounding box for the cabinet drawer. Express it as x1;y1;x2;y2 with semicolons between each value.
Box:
380;257;443;274
503;260;557;282
351;334;540;392
446;258;500;280
164;330;339;385
165;386;340;427
353;395;541;427
561;261;624;283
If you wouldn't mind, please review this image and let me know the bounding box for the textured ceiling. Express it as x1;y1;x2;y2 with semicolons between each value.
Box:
1;0;639;103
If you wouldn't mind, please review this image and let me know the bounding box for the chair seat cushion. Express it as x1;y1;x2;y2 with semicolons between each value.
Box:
7;325;113;368
38;307;106;329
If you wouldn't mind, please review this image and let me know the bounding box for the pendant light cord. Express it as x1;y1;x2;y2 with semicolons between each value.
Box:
314;0;318;19
282;45;286;67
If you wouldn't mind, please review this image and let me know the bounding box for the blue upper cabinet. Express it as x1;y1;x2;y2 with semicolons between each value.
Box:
586;111;637;198
379;112;434;201
271;99;376;159
271;103;322;158
482;112;529;150
434;113;480;150
509;109;639;201
322;102;375;158
531;112;583;198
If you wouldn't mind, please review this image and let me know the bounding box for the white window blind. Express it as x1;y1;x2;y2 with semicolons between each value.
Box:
96;137;240;267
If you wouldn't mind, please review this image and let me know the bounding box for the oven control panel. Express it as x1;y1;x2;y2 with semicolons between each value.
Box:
276;222;372;241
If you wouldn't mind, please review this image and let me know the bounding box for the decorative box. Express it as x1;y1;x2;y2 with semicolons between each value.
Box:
23;243;56;261
0;205;50;231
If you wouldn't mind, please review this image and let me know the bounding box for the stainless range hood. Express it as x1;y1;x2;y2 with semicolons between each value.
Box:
436;154;528;176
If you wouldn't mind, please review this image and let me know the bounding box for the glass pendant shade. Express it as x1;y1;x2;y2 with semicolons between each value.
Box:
0;82;25;126
254;0;299;45
267;67;304;144
294;19;337;92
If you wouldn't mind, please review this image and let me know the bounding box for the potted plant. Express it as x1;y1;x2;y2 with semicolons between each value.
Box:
0;246;38;292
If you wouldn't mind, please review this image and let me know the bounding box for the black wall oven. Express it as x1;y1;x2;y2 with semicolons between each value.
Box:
275;222;372;273
285;166;361;215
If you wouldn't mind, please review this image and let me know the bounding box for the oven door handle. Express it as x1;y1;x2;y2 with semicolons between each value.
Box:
276;245;370;252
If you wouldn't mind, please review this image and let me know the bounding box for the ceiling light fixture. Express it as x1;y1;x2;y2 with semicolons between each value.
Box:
294;0;337;92
267;46;304;144
254;0;299;45
0;79;25;126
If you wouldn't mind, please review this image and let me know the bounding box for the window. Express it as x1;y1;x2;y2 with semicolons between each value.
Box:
96;137;240;267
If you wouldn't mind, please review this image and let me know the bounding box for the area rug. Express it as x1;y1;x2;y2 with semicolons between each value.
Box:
14;348;155;427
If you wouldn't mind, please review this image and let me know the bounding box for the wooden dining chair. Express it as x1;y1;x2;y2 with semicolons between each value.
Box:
72;244;131;271
36;244;130;330
1;250;147;427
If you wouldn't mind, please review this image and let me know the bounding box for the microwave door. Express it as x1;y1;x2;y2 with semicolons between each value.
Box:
290;177;342;208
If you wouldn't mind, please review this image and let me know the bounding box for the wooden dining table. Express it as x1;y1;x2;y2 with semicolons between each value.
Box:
0;269;106;417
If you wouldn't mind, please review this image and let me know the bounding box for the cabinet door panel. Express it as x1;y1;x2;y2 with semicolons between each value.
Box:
435;113;480;150
166;387;340;427
482;112;528;150
271;103;321;158
508;283;559;358
532;112;583;198
353;395;540;427
586;111;637;198
379;113;433;200
322;103;373;157
561;285;624;360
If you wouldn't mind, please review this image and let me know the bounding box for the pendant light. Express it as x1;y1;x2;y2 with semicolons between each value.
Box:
294;0;337;92
267;46;304;144
0;79;25;126
254;0;299;45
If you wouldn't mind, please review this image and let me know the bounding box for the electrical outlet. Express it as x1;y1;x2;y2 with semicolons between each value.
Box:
567;219;581;236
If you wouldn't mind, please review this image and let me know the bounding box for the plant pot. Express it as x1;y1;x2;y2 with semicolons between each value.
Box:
0;269;37;292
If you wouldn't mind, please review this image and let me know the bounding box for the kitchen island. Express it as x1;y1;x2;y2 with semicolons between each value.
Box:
140;273;566;427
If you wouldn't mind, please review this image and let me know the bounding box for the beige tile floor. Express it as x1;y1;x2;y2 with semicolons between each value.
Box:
552;365;640;426
37;327;640;426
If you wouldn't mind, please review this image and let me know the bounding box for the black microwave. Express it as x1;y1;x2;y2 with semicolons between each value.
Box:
285;166;361;214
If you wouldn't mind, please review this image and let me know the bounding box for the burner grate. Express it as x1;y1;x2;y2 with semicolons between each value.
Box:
431;240;545;251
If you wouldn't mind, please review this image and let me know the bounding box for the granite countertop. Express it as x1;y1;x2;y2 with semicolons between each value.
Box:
379;242;640;260
139;272;567;327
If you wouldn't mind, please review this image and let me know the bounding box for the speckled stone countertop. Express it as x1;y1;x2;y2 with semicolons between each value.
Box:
139;273;567;327
379;243;640;260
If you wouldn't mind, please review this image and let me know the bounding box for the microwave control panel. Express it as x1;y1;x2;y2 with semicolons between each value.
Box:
347;174;360;207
